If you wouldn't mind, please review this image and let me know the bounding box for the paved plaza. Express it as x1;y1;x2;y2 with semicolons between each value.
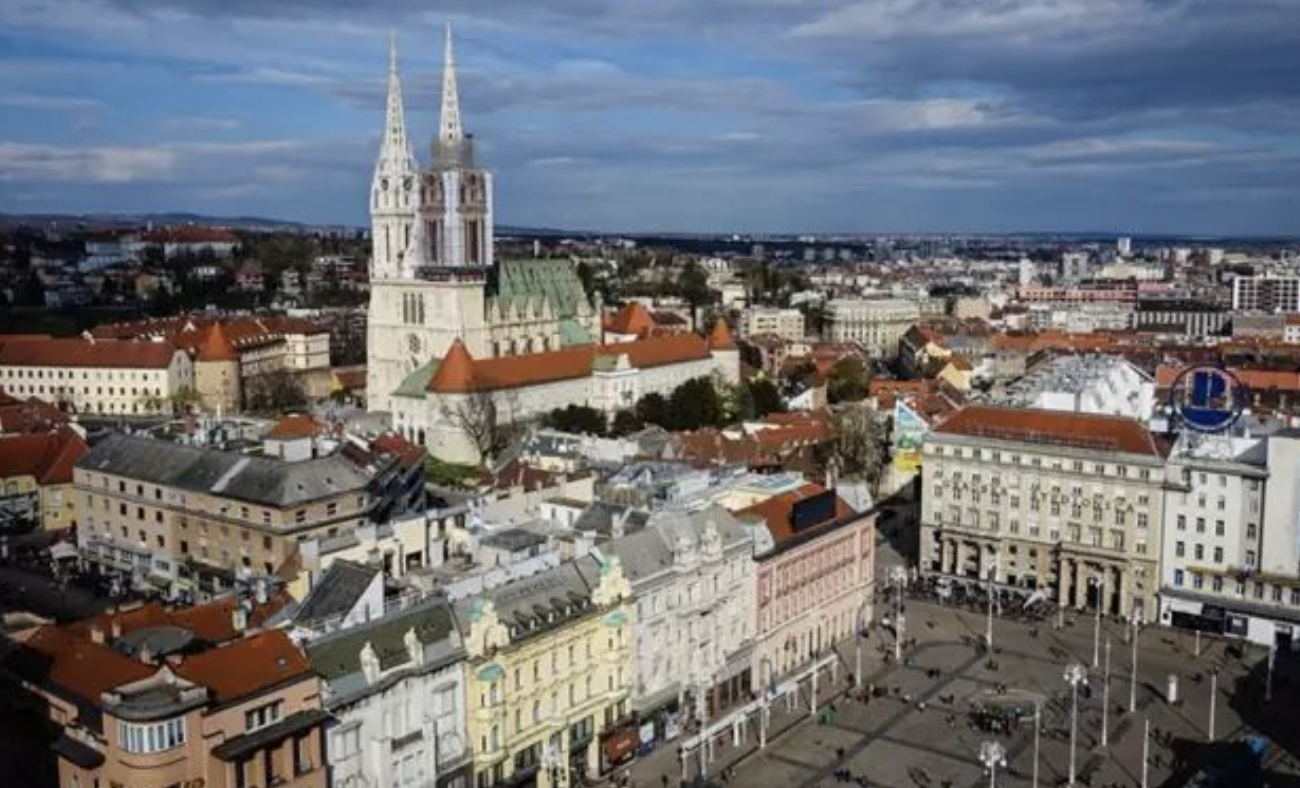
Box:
614;591;1299;788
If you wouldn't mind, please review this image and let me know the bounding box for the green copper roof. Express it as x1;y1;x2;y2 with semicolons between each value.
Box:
491;258;590;319
558;318;593;347
393;359;440;398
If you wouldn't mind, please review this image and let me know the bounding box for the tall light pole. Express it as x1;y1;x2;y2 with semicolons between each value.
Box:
1101;638;1112;747
1266;642;1276;703
1092;573;1104;668
1141;718;1150;788
1208;669;1218;742
1064;662;1089;787
889;565;908;662
979;740;1008;788
1032;700;1041;788
1129;608;1141;713
855;600;869;689
985;555;998;652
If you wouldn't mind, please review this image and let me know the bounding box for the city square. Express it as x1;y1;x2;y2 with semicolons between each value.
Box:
620;579;1294;788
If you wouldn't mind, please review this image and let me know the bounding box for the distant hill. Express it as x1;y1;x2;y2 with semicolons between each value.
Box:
0;211;314;231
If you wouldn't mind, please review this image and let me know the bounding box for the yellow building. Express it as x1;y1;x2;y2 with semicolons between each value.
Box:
0;429;87;531
455;556;635;788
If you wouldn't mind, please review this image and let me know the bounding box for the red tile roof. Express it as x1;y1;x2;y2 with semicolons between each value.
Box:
0;393;70;434
1155;365;1300;393
0;429;87;485
265;414;326;441
429;334;714;394
195;322;238;363
370;431;424;468
142;227;239;244
934;405;1161;456
0;337;180;369
19;625;154;702
428;339;480;393
608;303;656;336
736;482;856;546
175;629;312;704
708;319;737;351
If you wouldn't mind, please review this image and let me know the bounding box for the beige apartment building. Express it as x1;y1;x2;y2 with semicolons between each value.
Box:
75;434;375;599
0;336;194;415
742;307;806;342
2;593;328;788
920;405;1167;619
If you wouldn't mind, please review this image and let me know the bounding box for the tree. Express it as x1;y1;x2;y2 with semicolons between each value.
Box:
546;405;607;435
826;356;871;404
245;369;308;413
679;260;715;311
830;404;887;493
635;392;670;428
609;409;644;437
442;390;517;463
169;386;202;414
668;377;723;430
747;378;784;418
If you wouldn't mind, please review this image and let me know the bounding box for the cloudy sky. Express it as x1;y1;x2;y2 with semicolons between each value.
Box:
2;0;1299;235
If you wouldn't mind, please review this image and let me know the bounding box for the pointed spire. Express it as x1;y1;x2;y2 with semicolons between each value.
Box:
378;31;415;175
429;338;476;393
439;22;464;143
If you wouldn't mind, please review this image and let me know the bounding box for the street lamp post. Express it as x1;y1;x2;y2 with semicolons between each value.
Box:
979;740;1008;788
1266;642;1276;703
1092;574;1105;668
1129;608;1141;713
1101;638;1112;747
855;601;869;689
1141;718;1150;788
1064;662;1089;787
985;557;997;652
1208;669;1218;742
1032;700;1041;788
889;566;908;662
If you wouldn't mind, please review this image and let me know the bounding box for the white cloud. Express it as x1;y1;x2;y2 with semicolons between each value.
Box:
0;142;175;183
164;115;242;131
0;92;104;111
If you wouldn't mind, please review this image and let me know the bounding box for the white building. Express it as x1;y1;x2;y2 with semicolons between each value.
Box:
392;323;739;464
742;307;805;341
921;405;1166;618
996;355;1156;423
822;299;920;358
597;506;755;732
1232;275;1300;313
305;596;472;788
1159;431;1300;648
0;336;193;416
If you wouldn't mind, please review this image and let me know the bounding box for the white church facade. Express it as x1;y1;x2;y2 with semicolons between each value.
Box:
367;28;739;462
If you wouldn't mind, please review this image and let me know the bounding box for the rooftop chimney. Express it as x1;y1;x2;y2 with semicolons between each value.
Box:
90;626;105;645
110;620;122;640
232;605;248;633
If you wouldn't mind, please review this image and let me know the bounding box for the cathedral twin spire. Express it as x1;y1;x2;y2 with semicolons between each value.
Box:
382;23;463;169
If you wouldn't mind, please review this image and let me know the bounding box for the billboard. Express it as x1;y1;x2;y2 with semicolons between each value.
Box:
892;399;927;473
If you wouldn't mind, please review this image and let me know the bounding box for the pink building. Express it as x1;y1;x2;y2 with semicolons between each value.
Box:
739;483;876;686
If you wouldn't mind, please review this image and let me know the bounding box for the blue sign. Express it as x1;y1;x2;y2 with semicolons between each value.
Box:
1169;366;1249;433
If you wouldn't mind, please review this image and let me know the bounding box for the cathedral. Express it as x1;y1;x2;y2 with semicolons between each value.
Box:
367;27;739;462
365;27;600;413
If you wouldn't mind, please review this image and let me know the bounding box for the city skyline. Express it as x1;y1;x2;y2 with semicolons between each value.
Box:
2;0;1299;235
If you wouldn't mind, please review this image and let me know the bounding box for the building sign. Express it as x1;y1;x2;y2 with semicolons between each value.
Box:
892;400;927;473
1168;366;1249;433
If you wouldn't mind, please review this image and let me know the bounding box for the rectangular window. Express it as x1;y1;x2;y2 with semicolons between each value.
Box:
245;701;283;732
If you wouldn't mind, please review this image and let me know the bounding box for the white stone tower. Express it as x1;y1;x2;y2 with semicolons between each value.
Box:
370;33;419;280
418;23;494;269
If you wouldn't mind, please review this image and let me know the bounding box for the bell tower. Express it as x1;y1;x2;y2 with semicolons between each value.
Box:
418;24;494;269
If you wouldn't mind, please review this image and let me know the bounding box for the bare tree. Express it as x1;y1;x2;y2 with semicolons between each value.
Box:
442;390;521;463
830;402;887;494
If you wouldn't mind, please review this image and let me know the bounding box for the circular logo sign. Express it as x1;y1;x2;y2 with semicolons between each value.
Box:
1169;366;1249;433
